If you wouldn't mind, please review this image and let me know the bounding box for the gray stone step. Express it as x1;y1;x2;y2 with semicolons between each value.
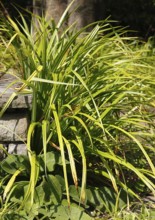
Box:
0;72;32;109
0;72;32;156
0;112;29;142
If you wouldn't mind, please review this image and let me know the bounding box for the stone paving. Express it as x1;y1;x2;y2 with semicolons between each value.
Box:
0;72;32;157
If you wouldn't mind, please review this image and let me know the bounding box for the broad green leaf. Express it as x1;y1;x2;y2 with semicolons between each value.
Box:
38;151;62;172
53;201;93;220
1;155;30;175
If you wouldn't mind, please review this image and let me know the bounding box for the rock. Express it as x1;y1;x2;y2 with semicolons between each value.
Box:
0;112;29;142
0;72;31;156
0;73;32;109
0;94;32;109
8;143;27;155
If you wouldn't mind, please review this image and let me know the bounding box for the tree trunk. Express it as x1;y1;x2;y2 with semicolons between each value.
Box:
33;0;45;17
33;0;95;29
68;0;95;30
45;0;67;24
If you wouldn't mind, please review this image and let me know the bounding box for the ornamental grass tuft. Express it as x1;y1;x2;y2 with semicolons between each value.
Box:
1;8;155;219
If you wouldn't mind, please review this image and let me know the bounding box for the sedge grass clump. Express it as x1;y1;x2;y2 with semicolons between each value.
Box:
1;8;155;218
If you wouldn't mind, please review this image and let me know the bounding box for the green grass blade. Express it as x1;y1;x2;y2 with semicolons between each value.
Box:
51;103;70;206
63;136;78;188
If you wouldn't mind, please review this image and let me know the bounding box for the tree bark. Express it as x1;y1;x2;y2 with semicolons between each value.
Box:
45;0;67;24
33;0;95;29
33;0;45;17
68;0;95;30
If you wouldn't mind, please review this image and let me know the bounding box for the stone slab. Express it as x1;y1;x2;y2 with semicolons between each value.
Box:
0;72;32;109
8;143;27;155
0;94;32;109
0;112;29;142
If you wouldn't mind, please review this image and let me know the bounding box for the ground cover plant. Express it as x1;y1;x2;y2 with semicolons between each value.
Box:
1;7;155;219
